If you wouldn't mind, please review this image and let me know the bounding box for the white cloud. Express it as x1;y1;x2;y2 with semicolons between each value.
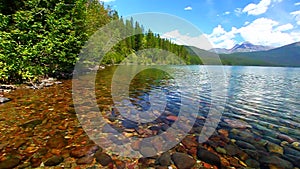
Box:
161;15;300;50
242;0;271;15
234;8;243;16
290;10;300;25
238;18;296;46
205;18;300;49
161;30;212;50
184;6;192;11
274;23;294;32
204;25;238;49
223;11;230;15
295;2;300;6
291;10;300;15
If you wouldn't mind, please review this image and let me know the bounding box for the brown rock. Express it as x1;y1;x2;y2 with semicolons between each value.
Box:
157;152;171;166
166;115;178;121
50;149;61;156
94;151;112;166
31;157;42;168
24;146;39;154
187;147;197;157
70;145;100;158
131;140;140;151
13;139;26;149
171;152;196;169
44;155;64;166
277;134;295;143
115;160;126;169
181;136;198;150
218;129;229;137
136;128;152;136
46;134;67;149
76;155;94;165
197;147;221;168
0;158;20;169
229;157;241;167
220;157;230;166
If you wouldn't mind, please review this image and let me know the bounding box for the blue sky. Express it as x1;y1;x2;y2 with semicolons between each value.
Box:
101;0;300;49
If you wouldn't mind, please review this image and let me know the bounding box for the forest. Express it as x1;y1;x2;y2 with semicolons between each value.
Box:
0;0;198;84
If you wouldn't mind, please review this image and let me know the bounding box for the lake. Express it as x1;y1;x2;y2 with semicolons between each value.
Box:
0;65;299;168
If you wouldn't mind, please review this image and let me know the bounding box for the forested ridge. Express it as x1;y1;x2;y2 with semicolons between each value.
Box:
0;0;197;84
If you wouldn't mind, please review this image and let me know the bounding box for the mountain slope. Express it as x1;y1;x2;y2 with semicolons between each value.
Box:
185;42;300;67
209;42;273;54
229;41;273;53
221;42;300;67
185;46;271;66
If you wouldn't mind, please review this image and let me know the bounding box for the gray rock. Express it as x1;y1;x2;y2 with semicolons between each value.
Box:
0;85;16;90
283;145;300;157
171;152;196;169
245;159;260;168
235;140;256;150
264;136;281;145
44;156;64;166
121;120;138;129
224;144;240;156
243;149;267;160
282;154;300;168
260;155;293;169
54;81;62;84
197;147;221;168
0;97;10;104
139;146;157;157
44;83;53;87
224;118;252;129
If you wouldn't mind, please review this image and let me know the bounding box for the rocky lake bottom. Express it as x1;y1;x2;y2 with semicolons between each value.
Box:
0;66;300;169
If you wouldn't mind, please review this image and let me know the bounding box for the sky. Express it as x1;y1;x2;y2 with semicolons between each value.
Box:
101;0;300;50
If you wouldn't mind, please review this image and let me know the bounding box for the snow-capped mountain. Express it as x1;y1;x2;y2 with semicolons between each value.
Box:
210;42;274;54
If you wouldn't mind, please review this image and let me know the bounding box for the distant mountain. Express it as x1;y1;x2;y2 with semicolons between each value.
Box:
221;42;300;67
209;48;231;54
185;42;300;67
209;42;273;54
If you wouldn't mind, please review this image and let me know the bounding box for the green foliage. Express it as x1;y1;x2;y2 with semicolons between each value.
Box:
0;0;88;83
102;27;191;65
0;0;195;83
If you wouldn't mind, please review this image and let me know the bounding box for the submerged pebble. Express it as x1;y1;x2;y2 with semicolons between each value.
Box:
171;152;196;169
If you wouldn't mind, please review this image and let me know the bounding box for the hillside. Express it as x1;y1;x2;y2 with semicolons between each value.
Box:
185;42;300;67
185;46;273;66
221;42;300;67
